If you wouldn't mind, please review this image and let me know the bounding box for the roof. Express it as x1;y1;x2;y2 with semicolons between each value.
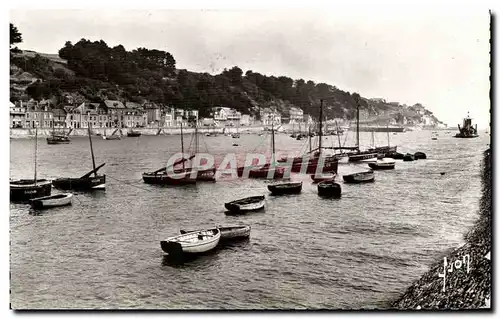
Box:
52;108;66;116
104;100;125;109
125;101;142;109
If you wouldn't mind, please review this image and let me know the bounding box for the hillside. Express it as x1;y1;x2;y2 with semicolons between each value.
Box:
9;39;443;126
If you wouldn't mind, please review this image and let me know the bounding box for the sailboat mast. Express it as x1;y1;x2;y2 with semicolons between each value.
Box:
387;124;390;147
271;118;276;162
195;122;199;154
336;120;342;155
356;100;360;150
319;99;323;153
180;121;185;170
309;125;312;153
34;127;38;185
88;124;97;176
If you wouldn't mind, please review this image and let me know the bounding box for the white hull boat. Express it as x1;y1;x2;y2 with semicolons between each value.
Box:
224;196;265;213
181;225;251;241
368;158;396;170
29;193;73;209
161;228;221;255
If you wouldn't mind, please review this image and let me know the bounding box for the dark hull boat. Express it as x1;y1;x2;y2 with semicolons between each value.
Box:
454;113;479;138
279;156;338;174
236;165;285;179
10;179;52;202
224;195;265;213
127;130;141;137
143;170;197;185
414;152;427;160
403;153;415;162
343;170;375;183
348;151;378;163
268;181;303;195
47;135;70;144
317;180;341;197
53;174;106;190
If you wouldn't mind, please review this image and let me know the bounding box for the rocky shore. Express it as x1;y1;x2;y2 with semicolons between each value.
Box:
390;148;491;310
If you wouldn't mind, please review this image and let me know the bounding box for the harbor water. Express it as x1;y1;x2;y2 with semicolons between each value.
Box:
10;130;490;309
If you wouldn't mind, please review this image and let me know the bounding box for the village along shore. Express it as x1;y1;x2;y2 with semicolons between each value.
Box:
390;148;491;310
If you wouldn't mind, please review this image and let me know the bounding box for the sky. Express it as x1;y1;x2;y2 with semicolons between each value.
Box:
9;6;491;129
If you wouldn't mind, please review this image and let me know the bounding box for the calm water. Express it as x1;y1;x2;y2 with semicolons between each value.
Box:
10;130;490;309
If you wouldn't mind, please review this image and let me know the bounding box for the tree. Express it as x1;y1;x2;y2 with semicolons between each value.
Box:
10;23;22;52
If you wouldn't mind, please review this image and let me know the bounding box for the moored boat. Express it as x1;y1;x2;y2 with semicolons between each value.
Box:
29;193;73;209
47;135;71;144
368;158;396;170
181;225;251;241
310;172;336;183
454;112;479;138
317;180;341;197
342;170;375;183
267;181;303;195
161;228;221;255
224;195;265;213
348;151;378;163
127;130;141;137
414;152;427;160
403;153;415;162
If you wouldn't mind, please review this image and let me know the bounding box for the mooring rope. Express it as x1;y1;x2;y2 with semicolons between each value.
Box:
107;174;154;192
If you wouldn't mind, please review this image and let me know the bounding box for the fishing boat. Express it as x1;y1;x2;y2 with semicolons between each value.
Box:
278;101;338;174
103;128;121;140
52;125;106;190
268;181;303;195
236;120;285;179
454;112;479;138
368;126;397;155
224;195;265;213
127;129;141;137
161;228;221;255
317;180;342;197
343;170;375;183
180;225;251;241
143;122;214;184
348;101;378;163
310;172;336;183
368;158;396;170
29;193;73;209
46;119;71;144
10;128;52;202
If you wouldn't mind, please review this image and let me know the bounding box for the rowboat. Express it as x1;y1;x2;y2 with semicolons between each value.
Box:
368;158;396;170
180;225;251;241
310;172;336;183
224;195;265;213
29;193;73;209
161;228;221;255
317;181;342;197
414;152;427;160
403;153;415;162
342;170;375;183
267;181;303;195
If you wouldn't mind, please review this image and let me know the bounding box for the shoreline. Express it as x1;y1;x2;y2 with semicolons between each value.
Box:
390;148;491;310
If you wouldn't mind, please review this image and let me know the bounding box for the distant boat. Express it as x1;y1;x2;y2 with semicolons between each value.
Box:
103;128;121;140
268;181;303;195
47;120;72;144
454;112;479;138
414;152;427;160
161;228;221;255
29;193;73;209
224;195;265;213
127;130;141;137
317;180;342;197
343;170;375;183
180;225;251;241
347;103;378;163
368;158;396;170
52;125;106;190
10;128;52;202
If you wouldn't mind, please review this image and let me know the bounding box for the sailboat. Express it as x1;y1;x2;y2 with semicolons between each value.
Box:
278;100;338;175
454;112;479;138
46;118;71;144
10;128;52;202
52;124;106;190
367;125;397;155
236;120;285;179
143;121;214;184
347;100;378;163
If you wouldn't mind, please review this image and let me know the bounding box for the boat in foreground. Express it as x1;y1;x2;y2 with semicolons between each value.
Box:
10;179;52;202
181;225;251;241
268;181;303;195
29;193;73;209
224;195;265;213
317;181;342;197
343;170;375;183
368;158;396;170
161;228;221;255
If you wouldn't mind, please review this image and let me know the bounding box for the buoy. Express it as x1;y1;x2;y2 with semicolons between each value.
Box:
440;172;445;175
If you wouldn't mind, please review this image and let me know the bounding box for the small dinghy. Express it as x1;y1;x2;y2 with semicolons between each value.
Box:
181;225;251;241
267;181;303;195
161;228;221;255
414;152;427;160
343;170;375;184
29;193;73;209
403;153;415;162
368;158;396;170
318;180;341;197
310;173;336;183
224;195;265;213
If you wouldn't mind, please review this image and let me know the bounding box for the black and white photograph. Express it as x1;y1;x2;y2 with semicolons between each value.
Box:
4;0;493;312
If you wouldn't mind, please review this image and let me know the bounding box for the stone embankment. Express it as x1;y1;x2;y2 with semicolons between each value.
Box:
390;149;491;310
